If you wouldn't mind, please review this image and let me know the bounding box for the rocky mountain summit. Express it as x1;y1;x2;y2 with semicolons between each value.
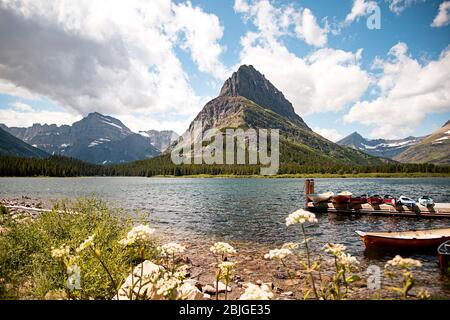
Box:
1;112;160;164
337;132;424;159
139;130;179;152
174;65;382;166
394;120;450;165
219;65;309;129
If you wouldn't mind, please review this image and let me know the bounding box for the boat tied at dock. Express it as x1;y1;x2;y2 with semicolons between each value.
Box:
304;179;450;218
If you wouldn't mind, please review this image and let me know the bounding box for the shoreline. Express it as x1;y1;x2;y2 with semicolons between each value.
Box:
2;196;449;300
0;173;449;179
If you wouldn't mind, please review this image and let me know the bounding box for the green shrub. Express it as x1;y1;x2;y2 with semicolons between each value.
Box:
0;198;155;299
0;205;8;216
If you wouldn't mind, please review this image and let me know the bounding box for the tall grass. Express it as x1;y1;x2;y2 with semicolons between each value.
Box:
0;198;154;299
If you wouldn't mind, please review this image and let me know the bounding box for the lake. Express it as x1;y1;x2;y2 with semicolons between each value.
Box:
1;177;450;294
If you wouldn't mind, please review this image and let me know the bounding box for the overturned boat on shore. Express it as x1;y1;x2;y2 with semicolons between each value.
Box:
356;228;450;250
332;191;352;204
308;192;334;203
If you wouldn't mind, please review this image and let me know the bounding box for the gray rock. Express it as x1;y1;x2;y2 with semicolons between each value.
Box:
202;285;217;295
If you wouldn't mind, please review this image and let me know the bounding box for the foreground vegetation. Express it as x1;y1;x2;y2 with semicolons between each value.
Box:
0;155;449;178
0;199;437;300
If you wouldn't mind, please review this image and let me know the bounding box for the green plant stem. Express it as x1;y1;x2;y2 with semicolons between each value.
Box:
136;247;145;299
224;270;229;300
301;224;318;300
334;257;341;300
281;259;294;283
90;247;119;300
342;268;349;295
215;271;221;301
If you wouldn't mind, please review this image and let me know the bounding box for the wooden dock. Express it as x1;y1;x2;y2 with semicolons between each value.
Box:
306;202;450;218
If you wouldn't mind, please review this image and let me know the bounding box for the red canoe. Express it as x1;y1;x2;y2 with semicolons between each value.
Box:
368;195;383;205
356;228;450;250
383;195;397;206
350;195;368;205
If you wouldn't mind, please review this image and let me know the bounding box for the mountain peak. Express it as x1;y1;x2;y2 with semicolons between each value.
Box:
338;132;364;145
219;65;309;129
86;112;107;119
219;65;270;98
443;120;450;128
350;131;363;138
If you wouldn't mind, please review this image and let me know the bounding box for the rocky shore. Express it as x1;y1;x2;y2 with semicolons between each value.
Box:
1;197;447;300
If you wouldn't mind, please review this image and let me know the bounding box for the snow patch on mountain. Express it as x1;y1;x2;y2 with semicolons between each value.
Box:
138;131;150;138
88;138;111;148
338;132;425;159
100;120;124;130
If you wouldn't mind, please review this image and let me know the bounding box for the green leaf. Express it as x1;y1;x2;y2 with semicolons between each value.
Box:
387;286;404;294
345;275;361;283
303;289;312;300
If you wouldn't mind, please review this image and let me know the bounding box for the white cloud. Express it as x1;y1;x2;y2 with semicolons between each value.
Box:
0;104;81;127
345;0;378;23
386;0;423;15
313;127;344;142
0;101;190;134
233;0;369;117
113;113;188;135
234;0;328;47
237;36;369;116
170;2;227;78
344;43;450;138
295;8;328;47
431;1;450;27
11;102;33;112
0;0;226;123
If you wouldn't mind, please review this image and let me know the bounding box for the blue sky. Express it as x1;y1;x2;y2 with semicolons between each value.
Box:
0;0;449;141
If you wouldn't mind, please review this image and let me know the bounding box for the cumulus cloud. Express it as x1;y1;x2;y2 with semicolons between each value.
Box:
114;113;188;135
386;0;423;15
234;0;328;47
295;8;328;47
344;43;450;138
11;102;34;112
313;127;344;142
170;2;227;78
234;0;370;116
345;0;378;23
431;1;450;27
0;0;226;123
0;103;81;127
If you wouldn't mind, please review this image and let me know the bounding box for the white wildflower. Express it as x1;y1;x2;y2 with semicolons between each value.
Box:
338;253;360;269
264;248;292;260
76;234;95;253
118;225;155;246
218;261;235;274
286;209;318;226
51;244;70;258
385;255;422;269
155;273;183;297
323;243;347;256
173;265;190;279
239;283;274;300
158;243;186;258
210;242;236;256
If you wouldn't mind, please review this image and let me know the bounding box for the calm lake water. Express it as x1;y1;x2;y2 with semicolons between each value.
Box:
1;177;450;294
